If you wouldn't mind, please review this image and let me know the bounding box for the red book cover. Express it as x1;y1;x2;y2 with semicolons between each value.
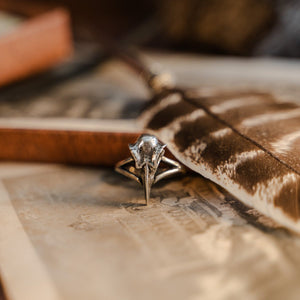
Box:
0;7;73;87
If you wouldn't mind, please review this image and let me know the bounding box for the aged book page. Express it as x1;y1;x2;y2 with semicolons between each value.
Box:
1;54;300;300
2;163;300;300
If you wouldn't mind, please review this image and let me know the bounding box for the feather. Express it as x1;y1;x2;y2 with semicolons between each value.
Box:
139;89;300;233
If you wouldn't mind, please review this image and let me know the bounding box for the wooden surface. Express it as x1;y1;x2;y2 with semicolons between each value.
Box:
1;54;300;300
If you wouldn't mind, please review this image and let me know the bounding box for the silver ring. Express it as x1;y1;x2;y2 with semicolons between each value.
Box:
115;134;185;205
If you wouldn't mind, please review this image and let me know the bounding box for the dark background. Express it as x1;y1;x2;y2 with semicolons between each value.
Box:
18;0;300;57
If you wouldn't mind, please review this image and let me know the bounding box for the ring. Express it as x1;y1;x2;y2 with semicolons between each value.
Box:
115;134;185;205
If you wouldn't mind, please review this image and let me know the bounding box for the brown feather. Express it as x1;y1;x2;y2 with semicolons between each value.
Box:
139;89;300;232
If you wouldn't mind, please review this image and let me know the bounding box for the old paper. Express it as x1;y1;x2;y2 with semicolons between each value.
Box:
2;163;300;300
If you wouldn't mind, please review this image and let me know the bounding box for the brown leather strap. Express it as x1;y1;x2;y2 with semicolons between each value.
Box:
0;128;141;166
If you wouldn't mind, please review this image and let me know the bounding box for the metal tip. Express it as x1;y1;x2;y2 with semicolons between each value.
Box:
143;164;151;205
